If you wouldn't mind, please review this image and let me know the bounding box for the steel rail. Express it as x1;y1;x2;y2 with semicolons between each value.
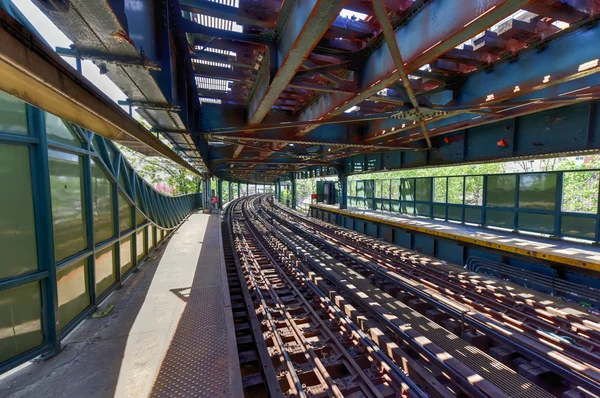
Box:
245;198;430;398
272;200;600;396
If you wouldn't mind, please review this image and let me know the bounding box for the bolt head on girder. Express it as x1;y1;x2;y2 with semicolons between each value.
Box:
391;107;448;121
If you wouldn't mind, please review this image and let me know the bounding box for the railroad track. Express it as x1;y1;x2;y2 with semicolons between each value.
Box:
226;195;600;397
269;197;600;395
224;197;427;397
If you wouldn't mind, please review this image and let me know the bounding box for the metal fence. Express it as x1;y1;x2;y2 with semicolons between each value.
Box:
0;92;200;373
348;170;600;242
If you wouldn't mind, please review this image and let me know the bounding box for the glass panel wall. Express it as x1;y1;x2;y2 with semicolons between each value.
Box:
0;91;199;372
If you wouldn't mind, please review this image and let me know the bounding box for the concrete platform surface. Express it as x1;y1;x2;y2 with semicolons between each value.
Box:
311;204;600;272
0;212;242;398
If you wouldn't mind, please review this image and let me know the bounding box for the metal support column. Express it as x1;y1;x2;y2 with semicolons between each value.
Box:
291;175;297;210
202;177;212;212
217;178;223;209
339;172;348;210
237;182;241;198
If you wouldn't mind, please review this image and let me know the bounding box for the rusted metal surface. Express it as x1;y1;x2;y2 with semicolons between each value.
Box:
225;194;600;397
0;8;201;175
16;0;600;181
273;198;600;396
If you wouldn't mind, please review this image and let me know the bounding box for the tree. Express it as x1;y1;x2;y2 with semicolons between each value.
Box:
115;120;200;196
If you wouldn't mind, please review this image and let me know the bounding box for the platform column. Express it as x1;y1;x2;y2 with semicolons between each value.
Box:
339;172;348;210
291;174;297;210
237;182;241;198
202;177;212;212
217;178;223;209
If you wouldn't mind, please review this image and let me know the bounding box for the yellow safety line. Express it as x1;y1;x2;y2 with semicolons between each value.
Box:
310;205;600;272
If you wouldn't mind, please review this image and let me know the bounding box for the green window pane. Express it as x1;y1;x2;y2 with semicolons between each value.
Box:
519;173;557;211
518;212;554;234
57;260;90;330
487;175;516;207
486;209;515;229
95;244;116;296
434;178;447;203
356;181;364;198
45;114;82;147
0;282;43;363
91;159;114;243
415;178;432;202
433;204;446;219
120;236;133;274
561;215;596;240
465;207;482;224
416;203;431;217
364;180;374;198
400;179;414;201
391;180;400;200
562;171;599;213
448;177;464;204
119;193;132;233
465;176;483;206
448;206;462;221
0;145;37;279
136;211;145;226
119;172;128;194
0;92;27;135
148;225;155;249
136;230;145;260
49;150;87;262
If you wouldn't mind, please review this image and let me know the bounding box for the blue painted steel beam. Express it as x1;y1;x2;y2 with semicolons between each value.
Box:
456;22;600;106
366;22;600;144
295;0;532;135
343;100;600;175
245;0;347;126
0;8;202;174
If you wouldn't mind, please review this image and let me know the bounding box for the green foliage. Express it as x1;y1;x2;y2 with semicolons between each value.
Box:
116;143;199;196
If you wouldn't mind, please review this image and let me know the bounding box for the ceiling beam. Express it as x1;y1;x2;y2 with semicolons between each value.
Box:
0;8;203;175
246;0;347;125
180;0;275;29
237;0;347;158
372;0;432;148
182;18;272;44
295;60;351;79
206;132;423;150
364;22;600;142
295;0;532;135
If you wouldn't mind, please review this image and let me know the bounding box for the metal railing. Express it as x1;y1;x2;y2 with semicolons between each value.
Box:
347;170;600;242
0;92;201;373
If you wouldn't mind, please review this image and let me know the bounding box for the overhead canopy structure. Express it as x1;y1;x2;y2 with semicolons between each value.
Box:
6;0;600;182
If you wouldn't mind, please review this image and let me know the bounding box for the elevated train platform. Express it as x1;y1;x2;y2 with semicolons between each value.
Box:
310;203;600;274
2;0;600;396
0;213;243;398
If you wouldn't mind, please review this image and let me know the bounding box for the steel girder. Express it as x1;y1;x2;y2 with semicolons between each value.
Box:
0;8;201;175
341;100;600;175
365;22;600;144
295;0;532;136
236;0;347;158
